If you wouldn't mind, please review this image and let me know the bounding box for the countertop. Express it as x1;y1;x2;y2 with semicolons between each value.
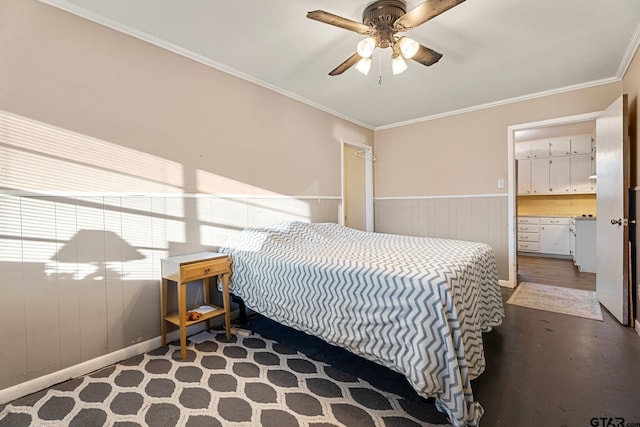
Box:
517;214;597;220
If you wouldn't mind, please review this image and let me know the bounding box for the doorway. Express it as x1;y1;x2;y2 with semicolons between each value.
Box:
507;112;601;290
508;97;632;326
514;120;598;292
340;139;374;232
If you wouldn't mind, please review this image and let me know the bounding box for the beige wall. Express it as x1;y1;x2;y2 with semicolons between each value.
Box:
374;83;621;197
374;83;623;280
0;1;372;198
0;0;371;395
622;47;640;325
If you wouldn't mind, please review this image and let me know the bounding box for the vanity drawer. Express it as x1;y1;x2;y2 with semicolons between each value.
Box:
518;232;539;242
517;224;540;233
518;241;540;251
517;217;540;225
540;217;571;225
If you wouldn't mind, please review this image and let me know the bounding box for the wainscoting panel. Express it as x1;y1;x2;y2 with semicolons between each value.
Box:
0;194;339;392
375;195;508;280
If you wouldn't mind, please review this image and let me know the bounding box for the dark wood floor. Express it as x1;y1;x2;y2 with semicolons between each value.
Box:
517;254;596;291
472;254;640;426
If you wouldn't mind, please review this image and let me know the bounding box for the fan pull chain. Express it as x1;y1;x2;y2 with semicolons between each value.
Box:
378;50;383;85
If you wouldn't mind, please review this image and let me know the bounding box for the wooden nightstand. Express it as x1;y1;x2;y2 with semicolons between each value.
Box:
161;252;231;360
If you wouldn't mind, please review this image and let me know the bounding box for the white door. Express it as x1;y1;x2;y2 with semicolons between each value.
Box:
341;141;374;232
343;145;367;231
596;94;630;325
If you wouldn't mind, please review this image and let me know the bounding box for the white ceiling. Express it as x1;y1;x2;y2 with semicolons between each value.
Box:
42;0;640;129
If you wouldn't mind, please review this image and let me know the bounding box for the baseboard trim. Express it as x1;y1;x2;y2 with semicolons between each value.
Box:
0;317;223;405
499;279;514;288
0;336;162;405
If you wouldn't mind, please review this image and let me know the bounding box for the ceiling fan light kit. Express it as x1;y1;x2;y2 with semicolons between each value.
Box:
398;36;419;59
307;0;465;77
391;51;408;75
355;56;373;75
357;37;376;58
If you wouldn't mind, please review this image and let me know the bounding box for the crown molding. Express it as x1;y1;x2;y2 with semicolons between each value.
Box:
374;77;620;131
38;0;374;131
617;21;640;79
37;1;639;133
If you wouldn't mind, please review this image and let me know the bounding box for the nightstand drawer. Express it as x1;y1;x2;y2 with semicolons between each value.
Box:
181;258;229;282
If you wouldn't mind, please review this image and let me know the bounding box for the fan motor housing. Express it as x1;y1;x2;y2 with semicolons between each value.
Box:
362;0;407;27
363;0;406;48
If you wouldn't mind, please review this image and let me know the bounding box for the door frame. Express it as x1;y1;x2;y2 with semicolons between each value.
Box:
341;138;374;232
507;111;602;287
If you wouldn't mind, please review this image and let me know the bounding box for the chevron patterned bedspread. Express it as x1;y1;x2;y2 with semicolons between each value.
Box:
220;221;504;427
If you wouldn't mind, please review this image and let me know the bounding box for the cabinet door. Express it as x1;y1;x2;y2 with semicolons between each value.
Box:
515;143;530;160
571;154;595;193
570;135;593;155
569;219;576;259
530;158;549;194
517;159;531;194
539;224;570;255
549;156;571;193
549;138;571;156
530;140;549;158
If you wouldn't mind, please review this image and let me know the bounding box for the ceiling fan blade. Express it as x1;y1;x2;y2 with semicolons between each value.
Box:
394;0;466;31
329;53;361;76
307;10;373;35
411;44;443;67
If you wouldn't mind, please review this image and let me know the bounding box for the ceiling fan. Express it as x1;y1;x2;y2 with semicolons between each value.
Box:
307;0;465;76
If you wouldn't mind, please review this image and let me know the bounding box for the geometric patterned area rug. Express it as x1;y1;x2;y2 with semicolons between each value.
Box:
508;282;603;321
0;330;450;427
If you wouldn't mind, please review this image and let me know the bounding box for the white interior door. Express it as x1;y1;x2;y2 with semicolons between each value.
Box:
343;145;367;231
341;140;374;232
596;94;630;325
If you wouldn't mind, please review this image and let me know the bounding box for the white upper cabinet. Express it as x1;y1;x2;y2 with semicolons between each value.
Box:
570;135;593;155
516;133;596;195
530;158;550;194
571;154;595;193
549;156;571;193
515;143;531;160
549;137;571;156
530;140;550;158
517;159;531;195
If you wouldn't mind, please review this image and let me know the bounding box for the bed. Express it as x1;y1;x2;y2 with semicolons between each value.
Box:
219;221;504;427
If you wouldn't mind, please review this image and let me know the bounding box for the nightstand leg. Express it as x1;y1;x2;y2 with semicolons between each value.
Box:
222;273;231;339
203;277;211;331
161;278;168;346
178;281;187;360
